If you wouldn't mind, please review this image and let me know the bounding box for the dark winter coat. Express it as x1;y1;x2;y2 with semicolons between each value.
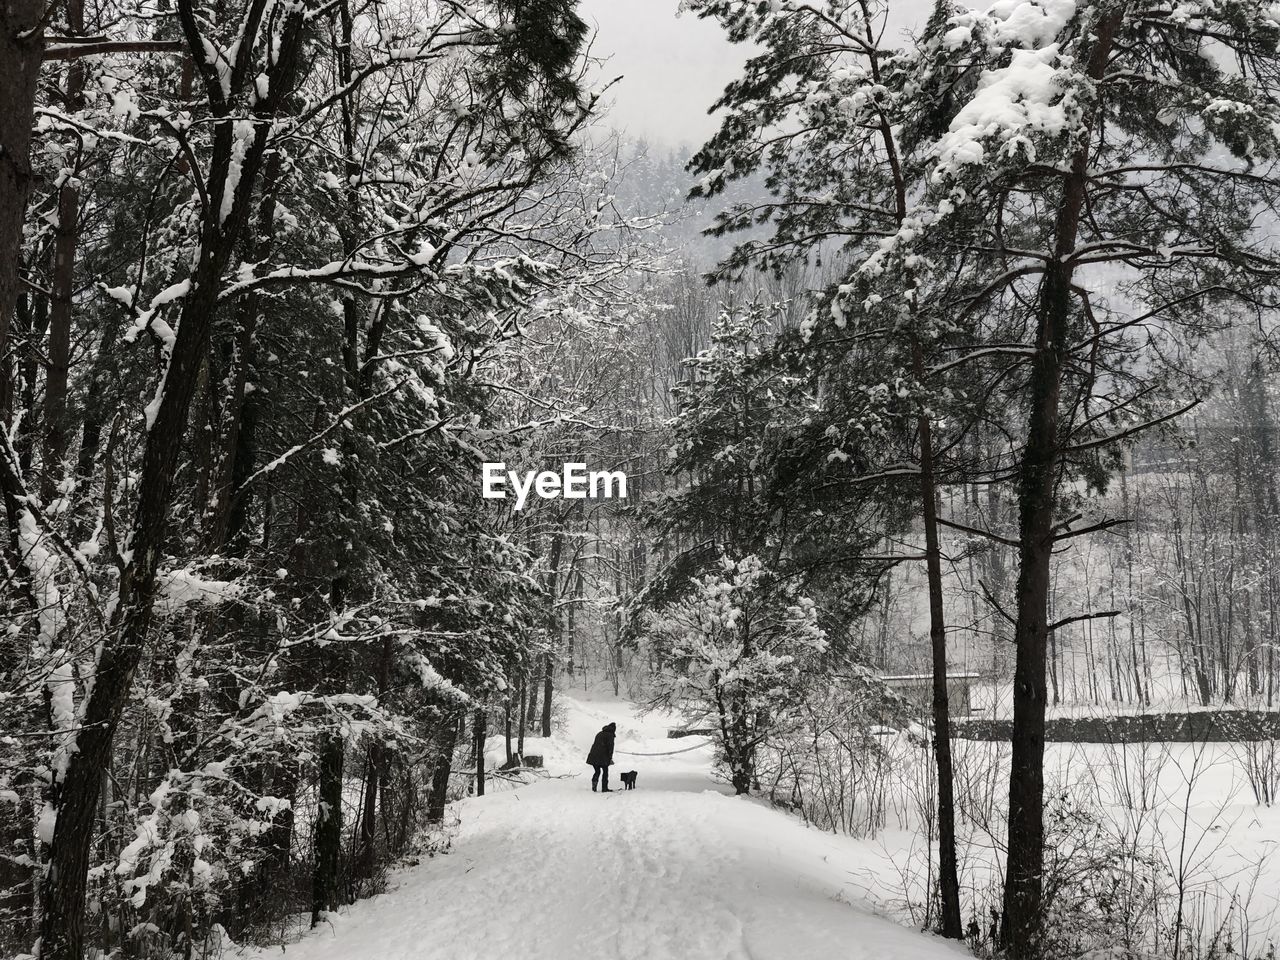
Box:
586;723;616;766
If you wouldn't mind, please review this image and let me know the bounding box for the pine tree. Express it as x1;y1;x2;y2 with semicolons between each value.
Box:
895;3;1280;953
683;0;995;935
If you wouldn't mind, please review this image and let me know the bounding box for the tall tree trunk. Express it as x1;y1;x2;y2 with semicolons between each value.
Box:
526;661;541;729
354;637;390;886
911;337;963;939
473;709;487;797
0;297;42;949
1245;354;1279;700
540;653;553;738
1119;466;1146;705
566;570;582;679
353;749;378;888
14;289;45;480
310;732;345;925
38;0;86;506
0;0;45;421
204;150;282;551
611;544;624;695
1001;14;1122;958
503;699;513;765
0;36;47;887
517;673;527;757
1001;264;1067;960
40;182;77;504
426;716;459;824
541;528;564;738
38;15;310;955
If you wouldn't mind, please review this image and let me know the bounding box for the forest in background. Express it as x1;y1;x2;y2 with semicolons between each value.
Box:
4;1;1280;959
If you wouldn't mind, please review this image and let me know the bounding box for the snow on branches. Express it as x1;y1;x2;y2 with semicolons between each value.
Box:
641;553;828;794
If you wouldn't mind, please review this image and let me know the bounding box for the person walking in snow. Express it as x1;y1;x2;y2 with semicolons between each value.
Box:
586;722;616;792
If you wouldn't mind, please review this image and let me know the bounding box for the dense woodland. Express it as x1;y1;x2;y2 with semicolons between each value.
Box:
4;1;1280;958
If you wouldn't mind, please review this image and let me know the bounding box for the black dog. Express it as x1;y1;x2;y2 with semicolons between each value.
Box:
619;770;638;790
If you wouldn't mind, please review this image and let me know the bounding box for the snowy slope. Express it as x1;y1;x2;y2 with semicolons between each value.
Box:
241;694;966;960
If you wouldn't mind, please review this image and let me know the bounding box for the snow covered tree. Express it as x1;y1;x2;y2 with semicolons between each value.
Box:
682;0;1011;935
631;300;900;802
884;2;1280;954
0;0;650;952
643;553;827;794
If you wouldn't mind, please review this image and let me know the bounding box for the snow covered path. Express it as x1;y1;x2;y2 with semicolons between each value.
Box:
244;696;964;960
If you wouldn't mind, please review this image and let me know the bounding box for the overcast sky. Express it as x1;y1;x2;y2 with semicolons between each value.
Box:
577;0;938;150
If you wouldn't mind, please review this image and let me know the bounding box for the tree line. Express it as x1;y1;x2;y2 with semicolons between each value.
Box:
0;0;659;956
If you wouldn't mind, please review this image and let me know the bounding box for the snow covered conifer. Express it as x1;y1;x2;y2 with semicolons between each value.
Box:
683;0;1006;936
643;553;827;795
892;2;1280;955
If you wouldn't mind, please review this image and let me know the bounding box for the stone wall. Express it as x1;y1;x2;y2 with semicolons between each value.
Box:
952;709;1280;743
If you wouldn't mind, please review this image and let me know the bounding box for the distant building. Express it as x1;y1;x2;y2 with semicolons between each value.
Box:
878;672;983;717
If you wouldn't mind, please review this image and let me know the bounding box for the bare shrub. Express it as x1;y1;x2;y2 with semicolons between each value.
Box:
1233;738;1280;806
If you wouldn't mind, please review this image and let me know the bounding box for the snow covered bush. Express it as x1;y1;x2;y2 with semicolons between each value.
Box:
641;553;828;794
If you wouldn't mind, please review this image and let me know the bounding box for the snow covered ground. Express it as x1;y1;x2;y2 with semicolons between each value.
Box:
238;694;966;960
